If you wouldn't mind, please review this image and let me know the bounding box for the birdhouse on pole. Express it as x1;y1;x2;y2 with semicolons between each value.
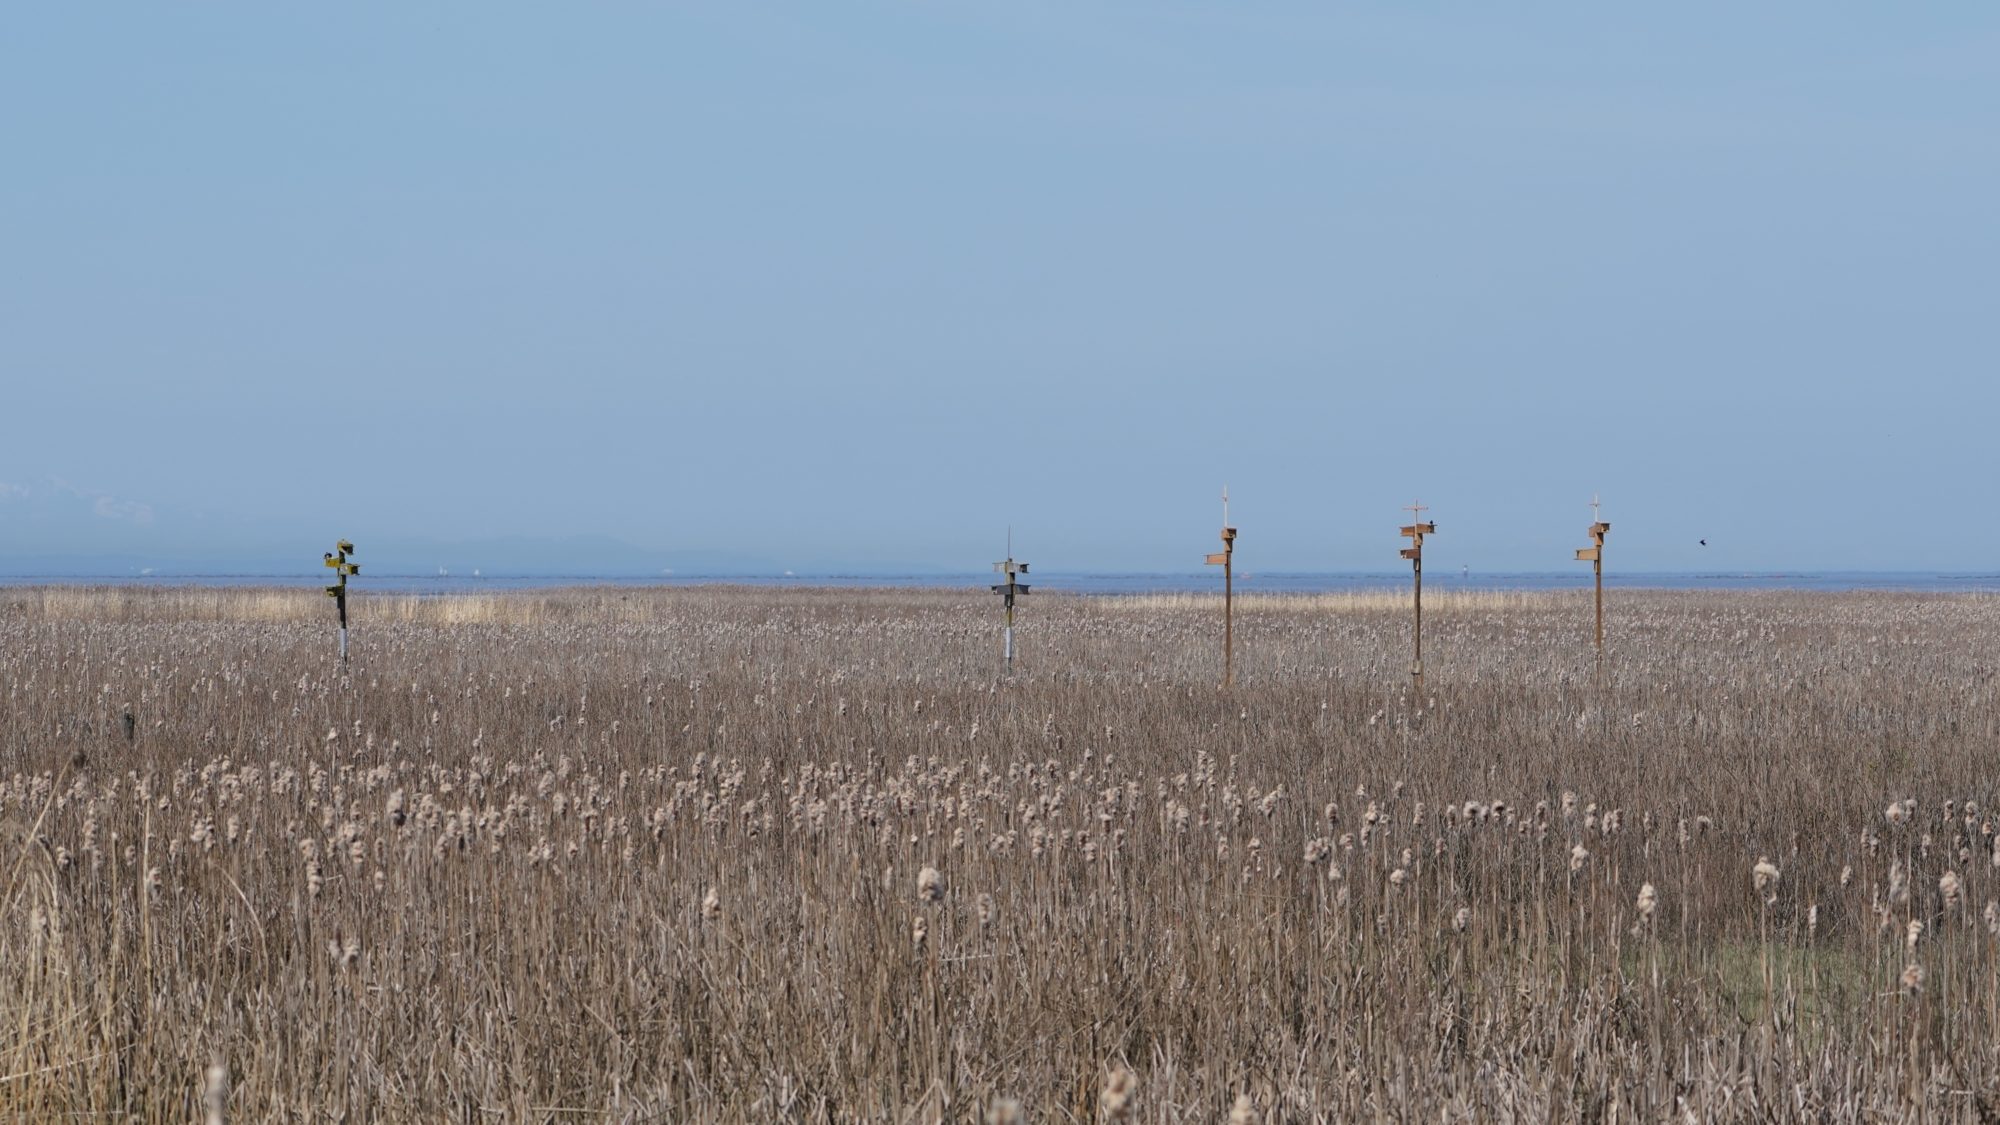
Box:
322;539;359;662
1399;503;1436;694
990;533;1030;669
1575;494;1611;656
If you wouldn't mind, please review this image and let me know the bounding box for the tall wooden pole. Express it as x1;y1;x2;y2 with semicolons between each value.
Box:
1206;487;1238;689
1576;497;1610;659
1399;503;1435;696
1591;494;1602;651
1223;528;1235;689
1413;549;1422;684
1594;554;1603;650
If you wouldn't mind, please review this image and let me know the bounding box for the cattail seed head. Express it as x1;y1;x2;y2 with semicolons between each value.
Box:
701;886;721;923
1753;857;1780;901
1906;918;1924;950
1569;843;1590;874
1453;906;1472;933
985;1097;1024;1125
203;1062;228;1125
1636;883;1658;919
917;865;945;903
1100;1067;1137;1121
1229;1093;1255;1125
1901;962;1925;995
911;914;928;953
1940;871;1962;909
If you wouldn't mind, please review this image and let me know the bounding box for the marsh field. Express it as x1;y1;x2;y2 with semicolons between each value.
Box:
3;585;1999;1122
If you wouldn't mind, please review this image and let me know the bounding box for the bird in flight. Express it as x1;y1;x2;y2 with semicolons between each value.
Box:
1699;539;1708;547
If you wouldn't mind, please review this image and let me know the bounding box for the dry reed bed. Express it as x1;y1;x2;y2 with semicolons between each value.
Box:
3;585;1999;1121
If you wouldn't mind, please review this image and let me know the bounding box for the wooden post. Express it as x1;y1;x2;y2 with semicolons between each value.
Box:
1205;487;1238;689
1399;503;1435;695
1222;487;1233;690
1575;496;1610;658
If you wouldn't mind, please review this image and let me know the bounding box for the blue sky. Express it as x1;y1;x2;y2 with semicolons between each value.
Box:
3;5;1996;574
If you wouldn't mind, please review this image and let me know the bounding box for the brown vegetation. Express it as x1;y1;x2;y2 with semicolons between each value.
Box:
3;585;1999;1121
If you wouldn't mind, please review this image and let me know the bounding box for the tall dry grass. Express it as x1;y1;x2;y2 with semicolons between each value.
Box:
3;584;1999;1121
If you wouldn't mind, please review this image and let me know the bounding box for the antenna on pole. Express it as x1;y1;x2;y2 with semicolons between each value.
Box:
991;534;1030;671
322;539;359;663
1398;502;1435;696
1205;485;1238;689
1575;494;1611;662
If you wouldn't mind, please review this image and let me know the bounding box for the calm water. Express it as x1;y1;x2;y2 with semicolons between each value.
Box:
4;571;1998;595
